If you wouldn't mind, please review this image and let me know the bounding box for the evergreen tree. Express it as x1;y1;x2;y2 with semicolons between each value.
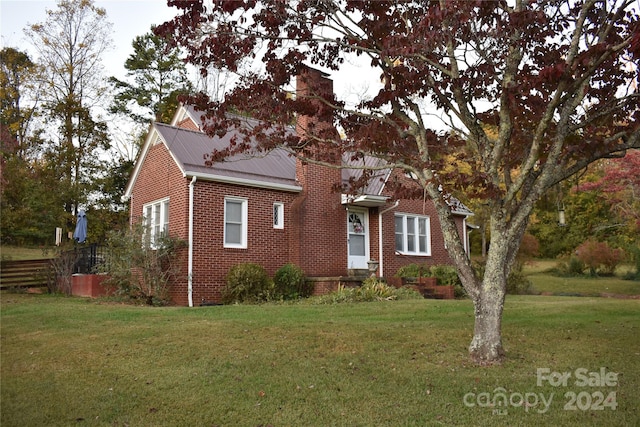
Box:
110;26;192;126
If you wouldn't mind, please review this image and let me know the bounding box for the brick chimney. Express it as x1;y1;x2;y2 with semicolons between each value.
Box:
295;66;341;168
290;66;347;277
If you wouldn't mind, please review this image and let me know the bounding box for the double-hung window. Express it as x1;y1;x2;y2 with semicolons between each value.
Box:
224;197;248;248
143;198;169;247
395;213;431;256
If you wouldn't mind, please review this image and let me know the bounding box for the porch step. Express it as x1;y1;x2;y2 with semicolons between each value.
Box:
348;269;370;277
397;277;455;300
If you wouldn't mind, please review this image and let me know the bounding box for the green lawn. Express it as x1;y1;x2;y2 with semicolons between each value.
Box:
524;260;640;296
2;294;638;426
1;245;53;261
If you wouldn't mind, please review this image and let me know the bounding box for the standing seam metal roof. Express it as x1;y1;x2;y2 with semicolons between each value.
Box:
154;122;299;188
153;116;472;215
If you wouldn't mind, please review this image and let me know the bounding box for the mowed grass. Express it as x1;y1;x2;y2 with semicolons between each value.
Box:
1;245;53;261
1;294;638;426
524;260;640;296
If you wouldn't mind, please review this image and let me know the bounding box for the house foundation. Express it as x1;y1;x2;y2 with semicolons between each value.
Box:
71;274;110;298
308;276;367;296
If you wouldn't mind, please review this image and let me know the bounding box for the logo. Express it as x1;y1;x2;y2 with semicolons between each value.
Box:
463;367;618;416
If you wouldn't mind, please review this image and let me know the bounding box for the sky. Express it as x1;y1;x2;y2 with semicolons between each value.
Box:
0;0;378;97
0;0;180;79
1;0;404;143
0;0;386;157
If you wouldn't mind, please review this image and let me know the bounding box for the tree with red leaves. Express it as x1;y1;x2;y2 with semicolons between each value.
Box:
580;149;640;233
157;0;640;364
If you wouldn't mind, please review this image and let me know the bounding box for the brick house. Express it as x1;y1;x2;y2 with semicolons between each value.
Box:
124;67;473;306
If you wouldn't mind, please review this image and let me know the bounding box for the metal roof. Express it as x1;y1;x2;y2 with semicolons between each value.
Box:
154;122;300;190
341;154;391;196
154;117;392;194
143;112;472;216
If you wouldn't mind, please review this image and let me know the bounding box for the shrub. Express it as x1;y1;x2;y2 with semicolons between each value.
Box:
395;264;460;286
575;239;625;276
272;263;311;300
358;277;398;301
395;263;431;278
568;256;587;276
49;243;79;295
311;285;358;304
395;264;466;298
518;233;540;259
623;245;640;281
394;261;535;297
223;263;273;304
428;265;460;286
506;262;536;295
470;260;536;295
553;256;587;277
311;278;422;304
101;224;187;306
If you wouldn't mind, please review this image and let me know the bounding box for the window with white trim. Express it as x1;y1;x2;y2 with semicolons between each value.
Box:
143;198;169;247
224;197;248;248
273;202;284;229
395;213;431;256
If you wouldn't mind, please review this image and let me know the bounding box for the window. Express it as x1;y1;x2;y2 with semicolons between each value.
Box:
224;197;247;248
143;198;169;247
273;202;284;229
395;213;431;256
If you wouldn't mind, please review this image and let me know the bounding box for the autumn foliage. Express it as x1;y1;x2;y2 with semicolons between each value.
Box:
579;150;640;233
157;0;640;363
575;239;626;276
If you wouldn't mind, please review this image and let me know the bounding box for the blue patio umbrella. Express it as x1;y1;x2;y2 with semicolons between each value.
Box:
73;209;87;243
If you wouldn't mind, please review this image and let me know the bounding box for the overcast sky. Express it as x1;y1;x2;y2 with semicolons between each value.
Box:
1;0;382;112
0;0;180;79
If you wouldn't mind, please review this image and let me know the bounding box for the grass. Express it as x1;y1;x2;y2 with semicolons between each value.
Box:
2;294;639;426
524;260;640;297
1;245;53;261
528;274;640;296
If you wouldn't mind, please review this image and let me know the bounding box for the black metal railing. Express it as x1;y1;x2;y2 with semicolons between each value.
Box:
70;243;107;274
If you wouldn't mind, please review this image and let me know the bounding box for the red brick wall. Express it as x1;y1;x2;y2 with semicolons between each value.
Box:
129;141;191;305
131;139;303;304
177;117;199;131
130;143;467;304
292;162;347;277
378;170;469;278
189;181;299;304
294;67;347;277
131;97;352;305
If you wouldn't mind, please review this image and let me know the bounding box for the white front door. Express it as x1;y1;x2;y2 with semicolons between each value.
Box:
347;209;369;269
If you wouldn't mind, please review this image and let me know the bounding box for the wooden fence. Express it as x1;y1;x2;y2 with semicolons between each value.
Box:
0;259;54;290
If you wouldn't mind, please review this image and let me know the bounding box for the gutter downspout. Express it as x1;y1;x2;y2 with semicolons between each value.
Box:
378;201;399;278
188;176;196;307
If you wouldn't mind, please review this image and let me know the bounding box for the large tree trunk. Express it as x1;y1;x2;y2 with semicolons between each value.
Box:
468;260;507;364
425;181;530;365
466;204;530;364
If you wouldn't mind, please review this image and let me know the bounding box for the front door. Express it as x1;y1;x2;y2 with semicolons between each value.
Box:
347;209;369;270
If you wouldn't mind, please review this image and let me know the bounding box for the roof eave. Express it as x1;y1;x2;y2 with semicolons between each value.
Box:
185;171;302;193
341;194;390;207
452;209;474;217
